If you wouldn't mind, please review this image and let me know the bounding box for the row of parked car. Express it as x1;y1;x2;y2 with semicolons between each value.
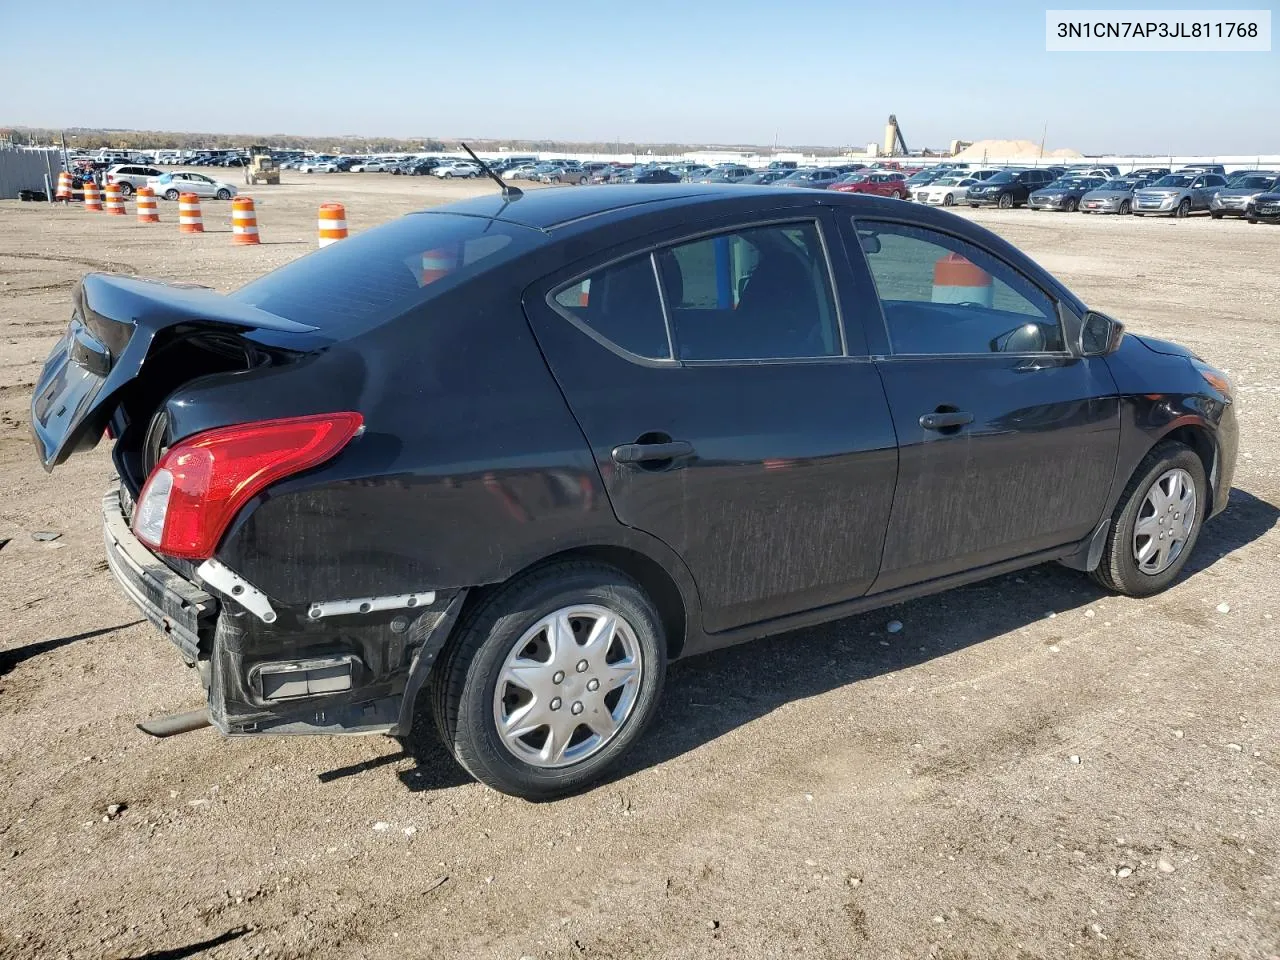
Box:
903;163;1280;221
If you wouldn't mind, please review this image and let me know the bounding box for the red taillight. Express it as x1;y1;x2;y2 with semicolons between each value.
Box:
131;413;363;559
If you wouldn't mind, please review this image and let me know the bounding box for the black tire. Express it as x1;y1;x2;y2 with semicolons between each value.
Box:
1176;198;1191;218
117;182;134;198
969;203;979;209
998;193;1014;209
1248;217;1258;224
942;194;954;207
1090;441;1207;597
429;562;668;800
1119;200;1131;215
215;188;231;200
1066;197;1078;212
164;188;180;201
1210;212;1223;220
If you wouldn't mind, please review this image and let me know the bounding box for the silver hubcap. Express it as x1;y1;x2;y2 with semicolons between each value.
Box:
1133;467;1197;575
492;605;642;768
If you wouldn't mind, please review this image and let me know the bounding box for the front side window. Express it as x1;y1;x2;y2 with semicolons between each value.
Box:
660;222;841;361
854;220;1063;357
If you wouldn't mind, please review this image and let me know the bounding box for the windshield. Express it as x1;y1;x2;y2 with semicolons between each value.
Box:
837;173;868;183
1101;179;1134;189
933;177;963;185
231;213;542;335
985;172;1016;184
1152;175;1195;187
1233;176;1275;189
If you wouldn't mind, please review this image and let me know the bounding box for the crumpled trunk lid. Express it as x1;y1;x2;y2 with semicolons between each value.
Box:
30;273;321;471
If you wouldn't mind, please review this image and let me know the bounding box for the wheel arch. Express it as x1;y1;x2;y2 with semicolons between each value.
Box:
1158;421;1219;506
453;540;697;662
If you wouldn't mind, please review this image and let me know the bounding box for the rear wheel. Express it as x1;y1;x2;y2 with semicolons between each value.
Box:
164;188;180;201
889;190;901;199
1090;442;1206;597
117;182;135;198
1248;217;1259;224
429;562;667;799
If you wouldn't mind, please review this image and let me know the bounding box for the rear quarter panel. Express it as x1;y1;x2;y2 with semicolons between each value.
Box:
170;271;636;606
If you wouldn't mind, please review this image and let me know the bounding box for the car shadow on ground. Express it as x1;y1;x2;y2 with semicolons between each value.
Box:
121;927;248;960
0;621;143;679
393;487;1275;795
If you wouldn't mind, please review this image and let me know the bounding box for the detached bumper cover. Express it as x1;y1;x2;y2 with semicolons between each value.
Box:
102;488;216;663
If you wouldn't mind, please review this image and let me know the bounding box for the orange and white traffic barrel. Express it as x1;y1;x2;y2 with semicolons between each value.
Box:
103;182;126;216
420;247;457;285
135;186;159;223
931;253;993;307
317;203;348;247
178;193;204;233
231;196;259;244
56;171;74;202
83;181;103;211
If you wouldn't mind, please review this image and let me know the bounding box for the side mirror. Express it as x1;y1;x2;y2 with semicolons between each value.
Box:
859;233;881;255
1080;310;1125;356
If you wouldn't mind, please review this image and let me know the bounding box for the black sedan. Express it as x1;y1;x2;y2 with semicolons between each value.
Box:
1028;177;1107;212
32;184;1238;799
627;167;680;184
1246;190;1280;224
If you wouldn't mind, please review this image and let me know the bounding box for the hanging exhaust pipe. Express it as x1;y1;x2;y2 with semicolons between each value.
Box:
137;707;211;738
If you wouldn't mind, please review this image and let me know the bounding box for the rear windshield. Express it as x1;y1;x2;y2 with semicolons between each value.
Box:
230;213;541;334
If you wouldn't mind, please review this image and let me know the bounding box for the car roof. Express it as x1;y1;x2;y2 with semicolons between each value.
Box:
425;184;730;229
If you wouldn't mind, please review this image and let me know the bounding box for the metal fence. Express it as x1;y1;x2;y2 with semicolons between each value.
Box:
0;147;63;199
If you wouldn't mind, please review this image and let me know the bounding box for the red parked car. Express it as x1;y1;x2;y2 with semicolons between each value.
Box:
830;171;908;198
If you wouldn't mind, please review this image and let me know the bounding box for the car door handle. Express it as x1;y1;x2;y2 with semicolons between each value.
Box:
919;411;974;431
611;440;694;464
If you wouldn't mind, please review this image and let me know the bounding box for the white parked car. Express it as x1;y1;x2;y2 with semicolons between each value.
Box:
105;164;164;197
502;163;538;181
147;172;238;201
914;175;981;207
299;160;338;174
433;161;480;179
351;159;394;172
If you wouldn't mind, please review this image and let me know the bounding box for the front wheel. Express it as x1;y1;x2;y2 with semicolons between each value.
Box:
1248;217;1258;224
215;189;231;200
1066;197;1078;212
1119;200;1131;215
1210;212;1223;220
429;562;667;799
998;193;1014;209
942;193;954;207
889;190;901;199
1176;198;1192;218
1090;441;1207;597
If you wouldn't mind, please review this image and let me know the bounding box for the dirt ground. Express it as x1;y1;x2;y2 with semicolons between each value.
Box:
1;173;1277;960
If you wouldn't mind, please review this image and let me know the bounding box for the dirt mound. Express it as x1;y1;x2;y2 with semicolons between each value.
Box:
953;138;1083;161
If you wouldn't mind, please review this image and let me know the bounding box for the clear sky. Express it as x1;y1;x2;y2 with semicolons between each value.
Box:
3;0;1276;153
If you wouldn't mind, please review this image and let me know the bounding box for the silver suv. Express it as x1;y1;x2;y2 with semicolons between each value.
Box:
1133;172;1229;217
105;164;163;197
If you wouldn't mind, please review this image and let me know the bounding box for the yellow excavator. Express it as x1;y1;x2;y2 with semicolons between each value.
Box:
244;145;279;185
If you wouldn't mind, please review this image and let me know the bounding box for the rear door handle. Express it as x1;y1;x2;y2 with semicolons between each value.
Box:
611;440;694;464
919;411;974;431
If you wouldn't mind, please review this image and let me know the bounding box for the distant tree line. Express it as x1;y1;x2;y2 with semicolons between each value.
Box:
1;126;847;156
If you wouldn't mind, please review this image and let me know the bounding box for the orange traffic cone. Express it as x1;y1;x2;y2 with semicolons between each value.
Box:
56;171;74;203
178;193;204;233
231;197;259;244
103;182;126;215
136;186;159;223
317;203;347;247
83;182;102;211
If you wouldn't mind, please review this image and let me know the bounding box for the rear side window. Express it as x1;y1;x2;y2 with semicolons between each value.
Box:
660;222;841;361
553;258;671;360
231;213;541;334
548;221;842;363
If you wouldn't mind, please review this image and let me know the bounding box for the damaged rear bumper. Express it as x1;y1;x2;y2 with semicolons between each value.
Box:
101;485;465;738
103;488;216;664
